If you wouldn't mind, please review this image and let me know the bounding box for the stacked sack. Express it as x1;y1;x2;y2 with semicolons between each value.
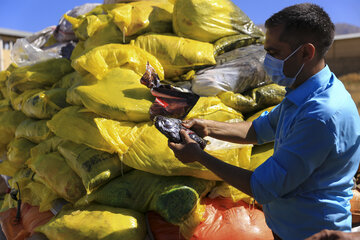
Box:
0;0;284;239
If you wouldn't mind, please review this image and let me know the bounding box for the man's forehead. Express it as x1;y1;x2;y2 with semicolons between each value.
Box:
264;26;291;51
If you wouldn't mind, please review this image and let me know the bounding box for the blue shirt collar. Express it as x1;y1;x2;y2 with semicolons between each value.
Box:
285;65;332;106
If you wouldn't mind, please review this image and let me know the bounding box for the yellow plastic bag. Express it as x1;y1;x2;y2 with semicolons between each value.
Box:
249;142;274;171
66;73;97;106
36;204;146;240
95;118;252;180
81;22;125;57
65;14;111;41
52;71;79;89
7;138;36;168
30;136;66;159
27;151;86;203
47;106;114;153
10;89;41;111
185;96;244;121
0;110;27;147
74;68;154;122
209;182;252;203
0;160;18;177
173;0;264;43
134;34;216;78
58;140;132;193
246;105;276;122
7;58;73;94
0;99;12;112
21;88;69;119
72;43;164;80
76;170;214;224
8;168;60;212
0;64;17;99
15;119;53;143
106;1;173;37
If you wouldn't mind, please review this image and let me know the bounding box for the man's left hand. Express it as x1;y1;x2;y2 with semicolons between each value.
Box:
168;129;203;164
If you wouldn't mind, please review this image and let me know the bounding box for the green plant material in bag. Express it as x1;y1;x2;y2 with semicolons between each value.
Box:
72;43;164;80
74;68;154;122
95;118;251;180
36;204;146;240
213;34;263;56
7;138;36;168
173;0;264;43
58;140;132;194
248;84;286;109
9;168;60;212
21;88;69;119
0;110;27;147
218;84;286;114
47;106;114;153
134;34;216;78
76;170;215;224
15;119;52;143
217;91;257;113
27;151;86;203
6;58;73;94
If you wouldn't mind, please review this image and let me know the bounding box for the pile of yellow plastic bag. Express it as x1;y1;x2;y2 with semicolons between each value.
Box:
0;1;285;239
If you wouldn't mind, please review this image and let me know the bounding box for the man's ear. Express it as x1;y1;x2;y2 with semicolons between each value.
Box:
302;43;316;62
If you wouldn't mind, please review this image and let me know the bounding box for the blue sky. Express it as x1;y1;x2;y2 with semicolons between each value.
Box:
0;0;359;33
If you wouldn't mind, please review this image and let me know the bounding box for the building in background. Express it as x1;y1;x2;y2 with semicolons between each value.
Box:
326;33;360;77
0;28;32;71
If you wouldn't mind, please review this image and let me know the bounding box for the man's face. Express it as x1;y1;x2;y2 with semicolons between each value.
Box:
264;25;304;79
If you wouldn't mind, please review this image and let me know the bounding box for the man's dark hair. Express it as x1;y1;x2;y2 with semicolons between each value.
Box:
265;3;335;59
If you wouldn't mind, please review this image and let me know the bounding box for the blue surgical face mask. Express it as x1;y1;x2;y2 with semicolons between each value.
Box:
263;45;304;87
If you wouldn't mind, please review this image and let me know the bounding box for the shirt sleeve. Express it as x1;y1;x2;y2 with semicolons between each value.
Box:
250;117;334;205
252;104;280;144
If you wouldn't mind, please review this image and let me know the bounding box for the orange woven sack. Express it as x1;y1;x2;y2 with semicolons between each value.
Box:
191;197;273;240
0;202;54;240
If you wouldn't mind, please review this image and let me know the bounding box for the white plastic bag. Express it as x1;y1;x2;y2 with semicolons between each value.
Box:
11;37;63;67
191;44;271;96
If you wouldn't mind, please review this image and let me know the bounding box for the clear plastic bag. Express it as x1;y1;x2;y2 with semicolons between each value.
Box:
10;26;61;67
191;44;272;96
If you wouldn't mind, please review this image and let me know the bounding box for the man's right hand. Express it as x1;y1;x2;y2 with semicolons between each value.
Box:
182;119;210;138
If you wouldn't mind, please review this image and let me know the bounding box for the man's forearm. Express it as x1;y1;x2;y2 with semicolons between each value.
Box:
206;120;258;145
197;150;254;198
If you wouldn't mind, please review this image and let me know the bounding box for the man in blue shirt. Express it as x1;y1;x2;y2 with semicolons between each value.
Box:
168;3;360;240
